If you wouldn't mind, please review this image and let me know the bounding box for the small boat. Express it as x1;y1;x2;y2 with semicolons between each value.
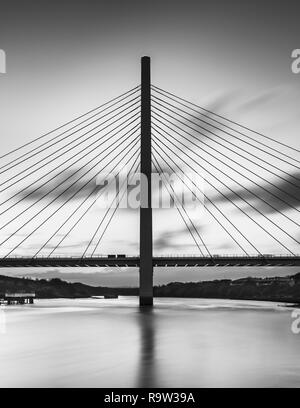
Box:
104;294;118;299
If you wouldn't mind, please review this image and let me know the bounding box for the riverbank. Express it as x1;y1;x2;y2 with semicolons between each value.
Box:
1;273;300;304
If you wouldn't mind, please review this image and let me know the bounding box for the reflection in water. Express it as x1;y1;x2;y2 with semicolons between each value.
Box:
0;297;300;387
136;307;156;388
0;306;6;334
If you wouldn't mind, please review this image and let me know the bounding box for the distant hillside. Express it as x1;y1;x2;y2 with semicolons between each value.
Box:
0;275;136;299
0;273;300;303
154;274;300;303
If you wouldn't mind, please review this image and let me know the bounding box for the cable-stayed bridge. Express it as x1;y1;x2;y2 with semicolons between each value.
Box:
0;57;299;305
0;255;299;268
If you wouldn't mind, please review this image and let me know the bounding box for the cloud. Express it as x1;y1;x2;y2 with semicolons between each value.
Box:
15;167;103;203
152;91;237;146
237;90;278;112
210;170;300;214
154;222;207;252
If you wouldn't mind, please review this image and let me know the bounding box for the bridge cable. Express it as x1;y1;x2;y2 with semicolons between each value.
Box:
0;85;140;162
152;139;255;256
152;104;300;192
152;133;296;255
90;158;140;257
152;156;206;256
152;156;209;257
152;107;300;203
0;91;140;173
0;96;140;179
152;120;300;228
151;85;300;158
153;129;299;251
33;145;141;258
0;110;140;195
83;155;140;258
48;151;140;259
0;136;140;255
1;138;140;258
151;101;300;187
0;125;139;228
152;93;300;171
0;120;140;214
152;113;300;215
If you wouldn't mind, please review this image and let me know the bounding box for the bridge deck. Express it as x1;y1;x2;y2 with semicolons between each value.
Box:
0;255;299;267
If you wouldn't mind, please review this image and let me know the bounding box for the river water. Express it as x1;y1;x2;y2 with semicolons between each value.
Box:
0;297;299;388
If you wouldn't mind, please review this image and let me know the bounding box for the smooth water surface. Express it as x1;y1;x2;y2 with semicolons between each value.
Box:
0;297;299;387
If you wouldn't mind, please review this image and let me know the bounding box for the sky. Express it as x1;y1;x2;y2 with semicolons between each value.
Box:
0;0;299;285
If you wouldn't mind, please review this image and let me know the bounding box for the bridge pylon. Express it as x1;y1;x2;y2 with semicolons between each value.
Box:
139;56;153;306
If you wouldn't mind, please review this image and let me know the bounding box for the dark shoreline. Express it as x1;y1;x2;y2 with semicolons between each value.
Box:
1;273;300;306
29;296;300;308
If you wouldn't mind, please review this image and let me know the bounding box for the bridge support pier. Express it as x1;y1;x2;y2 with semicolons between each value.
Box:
139;56;153;307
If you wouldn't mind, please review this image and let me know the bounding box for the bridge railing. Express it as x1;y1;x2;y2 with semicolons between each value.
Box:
152;254;300;259
2;254;299;260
